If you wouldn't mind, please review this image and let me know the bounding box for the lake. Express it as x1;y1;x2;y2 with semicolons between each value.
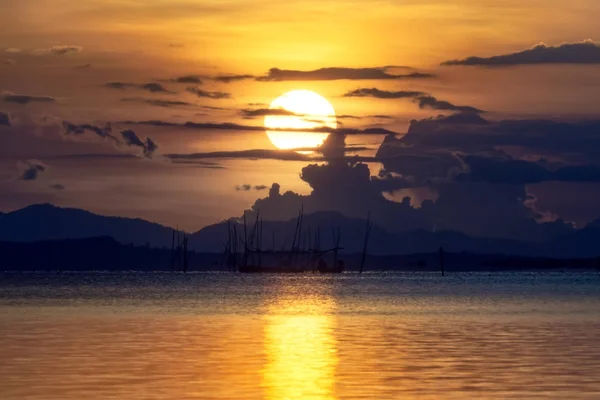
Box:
1;272;600;399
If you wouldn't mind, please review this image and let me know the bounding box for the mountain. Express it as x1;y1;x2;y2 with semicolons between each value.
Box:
189;211;536;256
0;204;176;247
2;203;600;258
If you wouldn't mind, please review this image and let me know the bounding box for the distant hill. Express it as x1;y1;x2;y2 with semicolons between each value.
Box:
0;237;221;271
0;204;176;247
190;211;536;256
0;237;597;272
2;204;600;258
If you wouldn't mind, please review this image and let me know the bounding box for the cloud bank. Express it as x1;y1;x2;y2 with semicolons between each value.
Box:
442;39;600;66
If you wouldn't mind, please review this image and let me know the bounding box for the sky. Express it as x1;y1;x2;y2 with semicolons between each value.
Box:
1;0;600;238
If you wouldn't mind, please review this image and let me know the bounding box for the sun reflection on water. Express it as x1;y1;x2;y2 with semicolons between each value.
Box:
262;285;338;400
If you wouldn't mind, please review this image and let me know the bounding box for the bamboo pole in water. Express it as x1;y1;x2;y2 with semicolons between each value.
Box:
171;229;175;272
359;211;372;274
439;246;445;276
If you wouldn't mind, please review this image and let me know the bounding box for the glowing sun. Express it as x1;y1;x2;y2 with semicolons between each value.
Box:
264;90;337;150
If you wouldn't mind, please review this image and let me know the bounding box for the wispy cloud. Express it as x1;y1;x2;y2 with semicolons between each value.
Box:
186;87;231;99
2;92;56;105
31;45;82;56
105;82;173;93
344;88;484;114
121;97;196;108
256;67;435;81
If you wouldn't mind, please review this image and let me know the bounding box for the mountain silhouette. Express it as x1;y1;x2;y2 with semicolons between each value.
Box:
1;203;600;258
0;204;176;247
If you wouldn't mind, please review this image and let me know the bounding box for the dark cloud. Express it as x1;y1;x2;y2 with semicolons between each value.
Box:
343;88;484;114
344;88;426;99
120;129;159;158
120;129;145;147
74;63;92;70
256;67;435;81
50;184;65;190
105;82;172;93
171;75;203;84
167;149;311;162
62;121;119;142
442;39;600;66
416;96;484;114
240;108;301;118
400;114;600;159
125;119;398;135
4;59;16;65
235;184;269;191
32;45;82;56
3;93;56;105
212;74;255;83
144;138;159;158
186;87;231;99
52;153;138;160
0;111;10;127
18;160;47;181
247;159;572;242
120;97;195;108
456;155;600;184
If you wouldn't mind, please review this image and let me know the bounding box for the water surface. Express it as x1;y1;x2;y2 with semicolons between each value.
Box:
1;272;600;399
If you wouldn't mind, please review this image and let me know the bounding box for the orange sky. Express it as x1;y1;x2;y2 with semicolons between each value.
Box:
1;0;600;230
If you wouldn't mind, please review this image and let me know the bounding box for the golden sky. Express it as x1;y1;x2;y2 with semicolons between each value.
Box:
2;0;600;231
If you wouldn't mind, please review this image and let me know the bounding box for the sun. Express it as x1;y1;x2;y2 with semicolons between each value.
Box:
265;90;337;150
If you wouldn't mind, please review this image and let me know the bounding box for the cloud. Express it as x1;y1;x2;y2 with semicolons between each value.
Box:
4;59;16;65
50;184;65;190
456;155;600;184
5;48;22;53
62;121;119;142
124;119;398;135
105;82;172;93
256;67;435;81
18;160;47;181
240;108;301;118
186;87;231;99
31;45;83;56
0;111;10;127
415;96;484;114
120;97;195;108
212;74;255;83
343;88;484;114
442;39;600;66
246;159;572;242
400;114;600;160
171;75;203;84
344;88;426;99
235;184;269;191
74;63;92;70
2;93;56;105
144;138;159;158
120;129;145;147
167;149;311;162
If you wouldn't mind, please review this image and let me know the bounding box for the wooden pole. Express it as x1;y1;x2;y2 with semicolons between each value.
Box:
332;226;339;271
439;246;445;277
183;236;188;273
171;229;175;272
359;211;371;274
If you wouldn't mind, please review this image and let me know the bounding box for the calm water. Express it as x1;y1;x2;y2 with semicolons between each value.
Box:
1;272;600;399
